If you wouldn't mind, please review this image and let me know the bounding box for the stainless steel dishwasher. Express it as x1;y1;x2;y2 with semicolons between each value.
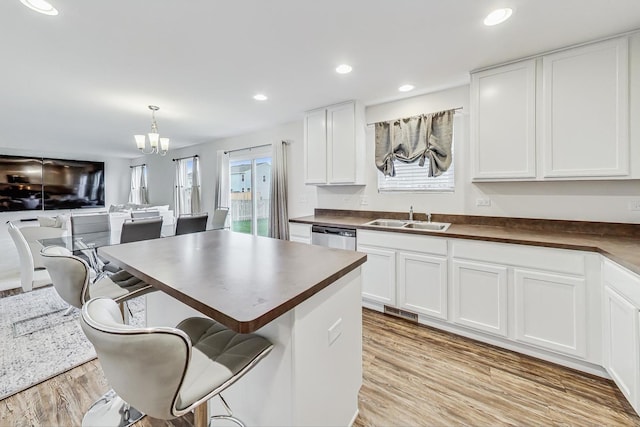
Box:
311;225;357;250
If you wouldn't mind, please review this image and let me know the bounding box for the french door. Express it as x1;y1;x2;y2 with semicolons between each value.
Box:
229;148;271;236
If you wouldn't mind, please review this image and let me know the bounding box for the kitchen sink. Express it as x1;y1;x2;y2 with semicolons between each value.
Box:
365;219;408;228
404;221;451;232
364;219;451;232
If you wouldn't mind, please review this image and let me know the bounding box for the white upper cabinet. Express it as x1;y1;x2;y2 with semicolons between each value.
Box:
471;35;631;181
304;101;365;185
471;60;537;180
304;108;327;184
541;37;629;178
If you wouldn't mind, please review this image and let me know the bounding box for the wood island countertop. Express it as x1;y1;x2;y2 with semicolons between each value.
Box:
290;210;640;276
99;230;367;333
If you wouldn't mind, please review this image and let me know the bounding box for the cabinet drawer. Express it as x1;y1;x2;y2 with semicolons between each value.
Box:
357;230;447;255
289;223;311;240
451;239;584;275
603;259;640;307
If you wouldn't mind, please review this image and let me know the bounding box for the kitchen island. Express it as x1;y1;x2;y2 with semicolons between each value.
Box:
99;230;367;426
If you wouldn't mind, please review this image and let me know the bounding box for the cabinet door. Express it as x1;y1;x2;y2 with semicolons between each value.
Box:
289;222;311;244
304;108;327;184
397;252;447;320
603;286;640;410
358;245;396;307
327;102;356;184
470;60;536;180
452;260;508;337
514;269;586;358
541;37;629;178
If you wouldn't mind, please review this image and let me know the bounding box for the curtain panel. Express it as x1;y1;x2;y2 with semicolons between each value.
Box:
191;156;201;214
375;109;454;177
269;141;289;240
128;165;148;205
174;159;188;216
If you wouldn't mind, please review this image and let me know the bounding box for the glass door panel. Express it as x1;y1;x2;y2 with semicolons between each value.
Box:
230;159;253;234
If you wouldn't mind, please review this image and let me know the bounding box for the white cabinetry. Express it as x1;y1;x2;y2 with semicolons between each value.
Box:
471;35;630;181
358;245;396;307
397;251;447;320
514;269;586;358
602;260;640;414
541;37;629;178
451;239;594;361
452;260;508;337
304;101;365;185
289;222;311;244
471;60;536;179
357;230;447;318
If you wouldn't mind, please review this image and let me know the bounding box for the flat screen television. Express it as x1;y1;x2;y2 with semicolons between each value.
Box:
0;155;44;211
0;155;105;211
43;158;105;210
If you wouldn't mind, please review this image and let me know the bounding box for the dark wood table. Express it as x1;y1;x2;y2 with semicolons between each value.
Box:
99;230;367;333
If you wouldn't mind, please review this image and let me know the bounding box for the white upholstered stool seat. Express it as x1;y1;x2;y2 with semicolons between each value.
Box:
81;298;273;426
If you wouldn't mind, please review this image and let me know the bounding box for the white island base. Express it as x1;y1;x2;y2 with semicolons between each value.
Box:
146;267;363;426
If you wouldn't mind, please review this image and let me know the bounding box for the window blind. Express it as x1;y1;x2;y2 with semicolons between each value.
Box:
378;142;455;192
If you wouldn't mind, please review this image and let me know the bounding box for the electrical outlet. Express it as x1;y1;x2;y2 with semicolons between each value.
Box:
360;195;369;206
476;198;491;207
629;200;640;211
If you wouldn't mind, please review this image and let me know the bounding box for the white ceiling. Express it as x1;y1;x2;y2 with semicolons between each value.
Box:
2;0;639;159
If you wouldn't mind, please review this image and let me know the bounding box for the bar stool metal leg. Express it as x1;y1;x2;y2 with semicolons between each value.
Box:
82;389;144;427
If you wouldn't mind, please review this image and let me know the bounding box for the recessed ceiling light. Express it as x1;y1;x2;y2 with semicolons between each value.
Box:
20;0;59;16
253;94;268;101
335;64;353;74
398;84;415;92
484;8;512;26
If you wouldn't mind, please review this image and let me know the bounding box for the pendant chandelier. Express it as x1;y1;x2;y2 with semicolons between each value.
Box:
135;105;169;156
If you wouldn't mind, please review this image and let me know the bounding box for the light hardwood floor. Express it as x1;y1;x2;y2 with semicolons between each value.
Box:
1;307;639;426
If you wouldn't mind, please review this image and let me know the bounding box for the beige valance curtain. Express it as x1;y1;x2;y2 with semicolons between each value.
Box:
375;109;454;177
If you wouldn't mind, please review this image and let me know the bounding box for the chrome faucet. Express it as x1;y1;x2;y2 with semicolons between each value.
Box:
409;206;414;221
427;212;432;223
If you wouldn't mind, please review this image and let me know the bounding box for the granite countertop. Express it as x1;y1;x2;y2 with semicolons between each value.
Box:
290;211;640;276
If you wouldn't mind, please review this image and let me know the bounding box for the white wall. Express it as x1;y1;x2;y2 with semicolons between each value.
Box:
136;119;315;221
140;82;640;225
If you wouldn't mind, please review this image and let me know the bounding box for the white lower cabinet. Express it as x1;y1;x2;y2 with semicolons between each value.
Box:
452;260;508;337
397;251;447;320
603;286;639;410
358;245;396;307
602;259;640;414
514;269;587;358
289;222;311;244
357;230;447;319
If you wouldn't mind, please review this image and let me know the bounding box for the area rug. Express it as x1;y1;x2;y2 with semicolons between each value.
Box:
0;286;144;400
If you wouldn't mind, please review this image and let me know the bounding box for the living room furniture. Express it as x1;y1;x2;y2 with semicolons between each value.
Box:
120;217;163;244
80;297;273;427
131;210;160;219
175;213;208;235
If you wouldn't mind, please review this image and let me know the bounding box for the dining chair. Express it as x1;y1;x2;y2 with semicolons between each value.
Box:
7;222;51;292
41;246;155;426
81;297;273;427
71;213;110;235
211;207;229;230
131;210;160;219
120;217;163;244
175;212;209;235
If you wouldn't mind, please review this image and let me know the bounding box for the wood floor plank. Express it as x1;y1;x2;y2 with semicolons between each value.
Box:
1;307;639;426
